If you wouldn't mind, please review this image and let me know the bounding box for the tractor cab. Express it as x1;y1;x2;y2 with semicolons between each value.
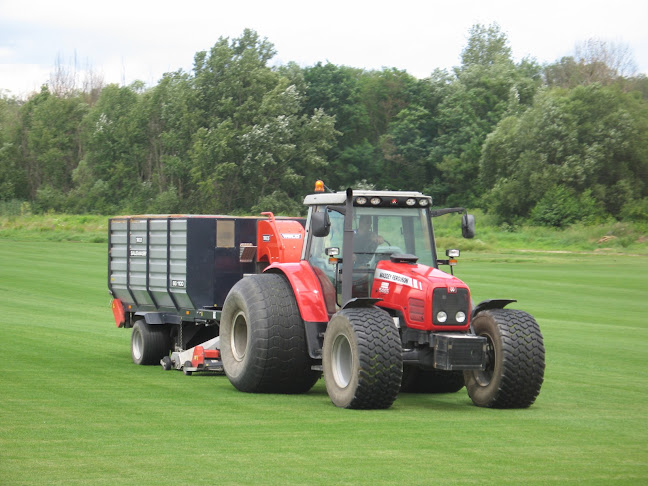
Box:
302;182;475;316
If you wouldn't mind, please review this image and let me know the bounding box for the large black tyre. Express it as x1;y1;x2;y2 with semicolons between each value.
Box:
220;273;319;394
322;307;402;409
131;320;170;365
401;365;465;394
464;308;545;408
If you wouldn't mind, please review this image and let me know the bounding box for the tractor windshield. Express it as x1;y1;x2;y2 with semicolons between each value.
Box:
350;206;435;268
307;205;436;301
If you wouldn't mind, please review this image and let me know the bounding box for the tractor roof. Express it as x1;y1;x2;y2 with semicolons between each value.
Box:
303;189;432;207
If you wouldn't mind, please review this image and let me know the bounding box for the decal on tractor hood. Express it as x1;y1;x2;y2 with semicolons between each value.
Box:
374;269;423;290
281;233;302;239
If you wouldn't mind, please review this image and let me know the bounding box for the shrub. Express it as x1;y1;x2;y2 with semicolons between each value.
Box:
530;186;606;227
251;190;304;216
34;185;67;213
530;186;580;227
620;198;648;222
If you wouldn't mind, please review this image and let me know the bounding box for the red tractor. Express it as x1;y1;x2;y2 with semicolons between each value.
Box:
109;182;545;409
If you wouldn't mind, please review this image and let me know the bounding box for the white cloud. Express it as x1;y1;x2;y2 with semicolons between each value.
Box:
1;0;647;97
0;64;50;97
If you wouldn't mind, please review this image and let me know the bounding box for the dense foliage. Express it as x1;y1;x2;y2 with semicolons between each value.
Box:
1;25;647;224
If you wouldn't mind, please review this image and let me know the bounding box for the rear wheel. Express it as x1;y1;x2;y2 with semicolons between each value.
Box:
220;273;319;394
464;308;545;408
322;307;402;409
131;320;170;365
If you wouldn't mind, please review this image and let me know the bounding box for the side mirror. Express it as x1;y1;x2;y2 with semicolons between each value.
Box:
311;210;331;237
462;213;475;239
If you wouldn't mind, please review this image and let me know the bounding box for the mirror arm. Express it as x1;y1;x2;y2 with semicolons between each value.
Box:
429;207;466;218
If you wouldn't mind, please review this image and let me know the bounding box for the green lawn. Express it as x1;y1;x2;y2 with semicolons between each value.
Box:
1;240;647;485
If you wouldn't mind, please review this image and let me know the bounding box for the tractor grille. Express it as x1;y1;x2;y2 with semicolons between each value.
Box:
432;288;470;326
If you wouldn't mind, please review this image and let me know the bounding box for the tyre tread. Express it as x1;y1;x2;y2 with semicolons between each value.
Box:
221;274;319;394
131;320;170;365
330;307;402;409
466;308;545;408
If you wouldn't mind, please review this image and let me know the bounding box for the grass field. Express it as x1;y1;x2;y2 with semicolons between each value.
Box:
1;239;647;485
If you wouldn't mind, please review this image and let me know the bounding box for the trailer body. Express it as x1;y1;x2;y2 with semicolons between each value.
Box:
108;214;304;351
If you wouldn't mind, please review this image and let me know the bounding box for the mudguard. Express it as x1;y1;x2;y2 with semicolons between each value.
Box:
265;261;330;323
343;298;382;309
471;299;517;318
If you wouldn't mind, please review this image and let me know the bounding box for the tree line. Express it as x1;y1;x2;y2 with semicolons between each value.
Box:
1;25;647;225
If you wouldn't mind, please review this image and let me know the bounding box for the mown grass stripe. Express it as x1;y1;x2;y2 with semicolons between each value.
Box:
1;240;647;485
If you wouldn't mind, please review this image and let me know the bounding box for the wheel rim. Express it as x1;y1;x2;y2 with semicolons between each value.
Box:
474;333;495;386
331;333;353;388
132;330;143;361
231;311;248;362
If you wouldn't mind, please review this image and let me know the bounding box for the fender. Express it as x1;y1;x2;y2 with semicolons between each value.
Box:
471;299;517;318
343;298;382;309
265;261;330;323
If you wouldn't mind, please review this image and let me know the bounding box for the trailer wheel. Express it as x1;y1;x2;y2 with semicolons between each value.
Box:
322;307;402;409
401;366;465;393
183;361;193;376
220;273;319;394
464;309;545;408
161;356;173;371
131;320;170;365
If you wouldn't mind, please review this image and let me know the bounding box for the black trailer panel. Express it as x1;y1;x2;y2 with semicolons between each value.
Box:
109;216;260;315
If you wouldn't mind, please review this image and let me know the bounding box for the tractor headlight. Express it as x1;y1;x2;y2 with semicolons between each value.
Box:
370;197;382;206
437;311;448;323
355;196;367;205
406;198;416;206
455;311;466;323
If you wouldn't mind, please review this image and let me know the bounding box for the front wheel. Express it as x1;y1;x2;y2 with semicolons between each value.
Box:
464;308;545;408
322;307;402;409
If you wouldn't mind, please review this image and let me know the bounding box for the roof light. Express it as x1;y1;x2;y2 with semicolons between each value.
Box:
355;196;367;205
418;198;429;207
314;180;325;192
370;197;382;206
406;198;416;206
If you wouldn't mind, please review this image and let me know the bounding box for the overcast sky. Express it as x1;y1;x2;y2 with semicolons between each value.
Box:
1;0;647;98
